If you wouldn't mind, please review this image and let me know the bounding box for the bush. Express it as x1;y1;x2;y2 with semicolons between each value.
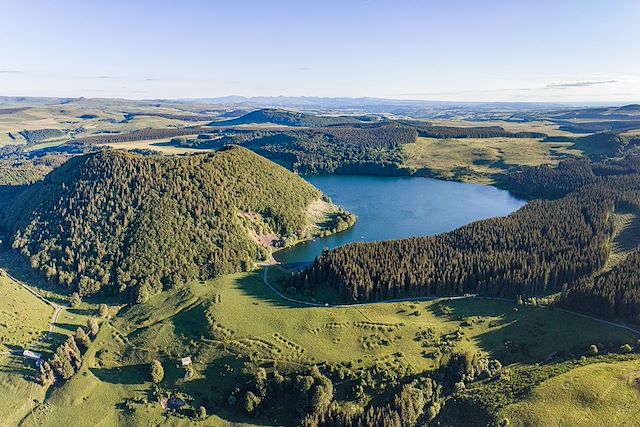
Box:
150;360;164;384
620;344;633;354
98;304;108;317
71;292;81;308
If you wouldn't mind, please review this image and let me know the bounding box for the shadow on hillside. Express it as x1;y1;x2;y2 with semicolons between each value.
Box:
429;299;631;364
0;249;69;305
172;303;211;340
232;269;308;309
67;307;95;316
44;331;73;350
91;364;147;385
0;354;36;379
53;322;80;333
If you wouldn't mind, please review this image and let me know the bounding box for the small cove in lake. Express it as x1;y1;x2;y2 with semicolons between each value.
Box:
274;175;526;266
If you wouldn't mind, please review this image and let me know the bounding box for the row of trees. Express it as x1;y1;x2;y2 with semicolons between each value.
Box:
410;123;546;139
71;127;205;144
39;318;99;385
230;364;442;427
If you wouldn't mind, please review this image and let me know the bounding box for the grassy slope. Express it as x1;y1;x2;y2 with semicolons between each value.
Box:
501;358;640;426
603;210;640;272
0;273;53;352
22;270;638;426
0;273;52;426
0;259;97;426
402;137;581;184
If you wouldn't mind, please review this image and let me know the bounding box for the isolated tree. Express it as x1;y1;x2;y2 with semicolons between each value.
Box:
71;292;81;308
98;304;109;318
621;343;633;354
150;360;164;384
198;406;207;420
87;318;100;337
588;344;599;356
242;391;261;414
75;326;91;349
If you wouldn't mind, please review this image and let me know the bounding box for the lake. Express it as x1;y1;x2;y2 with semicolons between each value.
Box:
274;175;526;265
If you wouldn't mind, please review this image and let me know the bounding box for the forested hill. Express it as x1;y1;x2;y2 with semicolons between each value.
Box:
3;147;327;302
210;108;366;127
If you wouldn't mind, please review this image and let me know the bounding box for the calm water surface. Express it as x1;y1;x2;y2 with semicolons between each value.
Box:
275;175;526;265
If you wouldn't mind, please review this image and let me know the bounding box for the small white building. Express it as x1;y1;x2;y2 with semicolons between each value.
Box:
22;350;42;360
180;356;192;367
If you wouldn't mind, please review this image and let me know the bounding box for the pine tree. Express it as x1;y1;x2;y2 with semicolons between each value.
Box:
71;292;81;308
150;360;164;384
39;361;56;385
98;304;109;318
75;326;91;349
87;318;100;337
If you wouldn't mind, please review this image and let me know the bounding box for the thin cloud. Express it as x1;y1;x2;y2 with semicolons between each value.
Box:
95;75;112;79
545;80;617;89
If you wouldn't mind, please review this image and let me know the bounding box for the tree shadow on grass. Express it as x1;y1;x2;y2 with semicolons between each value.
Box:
41;331;71;351
0;250;68;305
0;354;37;379
429;299;634;365
67;308;95;316
172;303;211;340
91;364;148;385
53;322;80;334
230;269;318;310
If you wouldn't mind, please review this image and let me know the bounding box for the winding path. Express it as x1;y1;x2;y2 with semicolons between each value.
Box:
262;266;640;335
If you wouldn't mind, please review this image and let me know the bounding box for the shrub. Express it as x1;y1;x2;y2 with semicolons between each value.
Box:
98;304;108;317
71;292;81;308
620;344;633;354
150;360;164;384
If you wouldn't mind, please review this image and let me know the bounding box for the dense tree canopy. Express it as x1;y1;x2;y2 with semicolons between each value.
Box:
4;147;323;301
294;169;640;306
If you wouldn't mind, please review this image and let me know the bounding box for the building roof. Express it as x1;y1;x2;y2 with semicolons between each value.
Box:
167;396;186;410
180;356;192;366
22;350;42;359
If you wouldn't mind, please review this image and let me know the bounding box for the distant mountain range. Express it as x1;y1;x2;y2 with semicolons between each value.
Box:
209;108;374;127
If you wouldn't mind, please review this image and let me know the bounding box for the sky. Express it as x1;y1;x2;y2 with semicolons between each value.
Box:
1;0;639;103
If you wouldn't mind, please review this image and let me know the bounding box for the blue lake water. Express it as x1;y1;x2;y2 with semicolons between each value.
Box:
274;175;526;265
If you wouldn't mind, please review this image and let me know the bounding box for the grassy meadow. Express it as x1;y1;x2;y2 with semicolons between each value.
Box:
402;136;581;184
0;272;53;352
501;358;640;426
8;268;636;426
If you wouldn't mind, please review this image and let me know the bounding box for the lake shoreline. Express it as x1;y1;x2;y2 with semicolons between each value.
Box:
274;174;526;265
